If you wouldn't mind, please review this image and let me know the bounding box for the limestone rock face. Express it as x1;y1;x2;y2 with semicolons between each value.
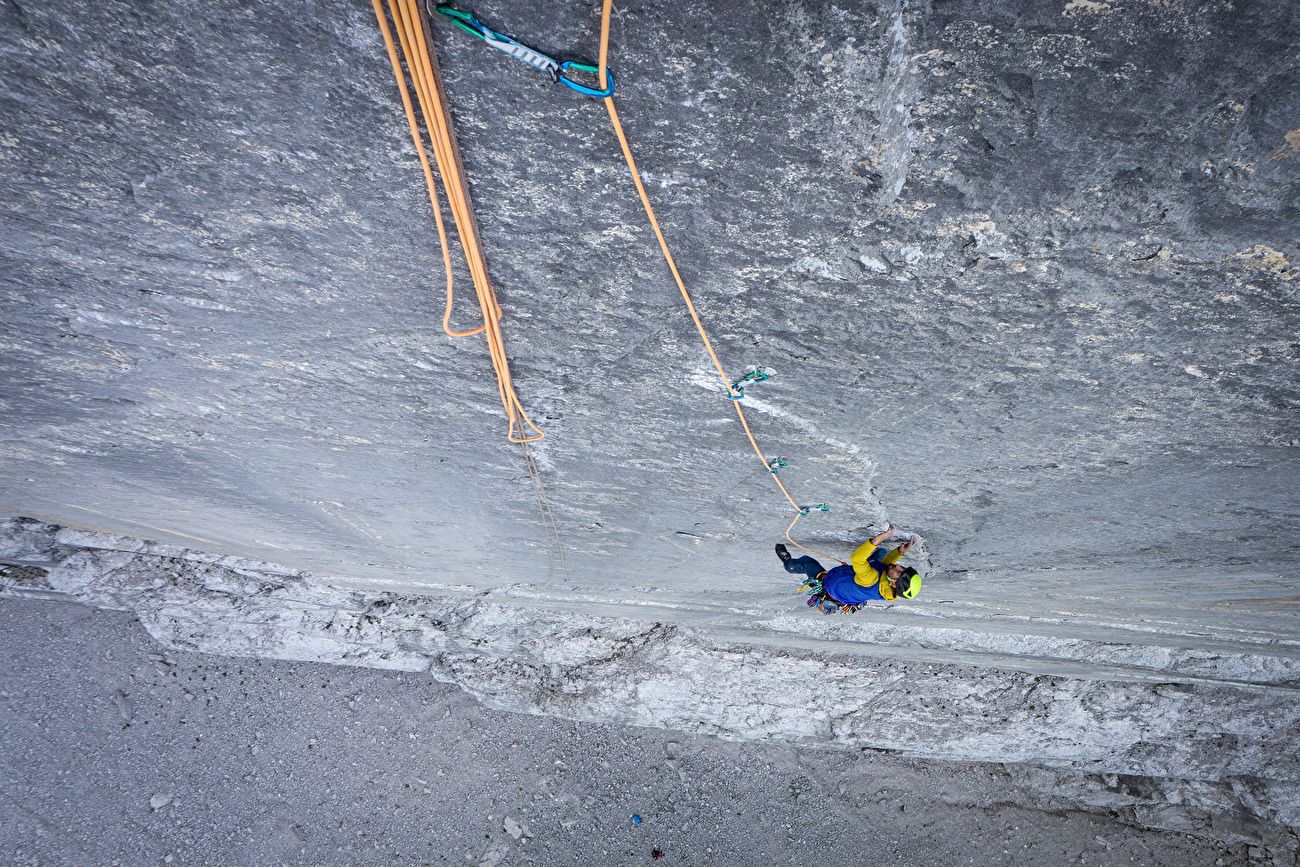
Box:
4;515;1300;845
2;1;1298;642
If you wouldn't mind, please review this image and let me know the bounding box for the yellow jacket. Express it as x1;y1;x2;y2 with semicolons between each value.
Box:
849;541;903;596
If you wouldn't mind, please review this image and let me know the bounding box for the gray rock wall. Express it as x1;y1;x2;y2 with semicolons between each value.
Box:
3;0;1297;613
3;0;1299;822
3;516;1299;847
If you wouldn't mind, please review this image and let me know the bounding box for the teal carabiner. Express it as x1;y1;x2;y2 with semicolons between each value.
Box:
434;4;482;36
433;3;614;97
434;4;560;80
558;60;615;98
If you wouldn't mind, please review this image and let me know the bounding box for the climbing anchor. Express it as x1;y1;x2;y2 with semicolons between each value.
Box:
798;503;830;516
432;3;616;97
767;457;787;474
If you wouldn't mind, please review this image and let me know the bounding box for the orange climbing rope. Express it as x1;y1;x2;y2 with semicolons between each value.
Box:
371;0;566;577
592;0;845;565
371;0;542;444
377;0;839;568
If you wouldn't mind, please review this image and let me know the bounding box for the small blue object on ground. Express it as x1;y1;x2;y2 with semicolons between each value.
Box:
632;814;641;824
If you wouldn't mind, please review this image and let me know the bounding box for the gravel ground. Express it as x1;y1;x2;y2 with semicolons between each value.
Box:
0;598;1255;867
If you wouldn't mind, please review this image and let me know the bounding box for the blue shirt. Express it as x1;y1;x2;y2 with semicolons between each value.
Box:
822;564;890;604
823;547;898;604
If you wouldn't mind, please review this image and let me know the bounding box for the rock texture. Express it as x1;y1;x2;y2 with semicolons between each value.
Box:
2;0;1297;606
2;0;1299;849
3;516;1299;847
4;597;1261;867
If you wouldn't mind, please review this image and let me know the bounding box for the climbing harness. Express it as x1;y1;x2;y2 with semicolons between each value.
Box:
797;574;862;614
370;0;566;579
432;3;616;97
797;572;870;615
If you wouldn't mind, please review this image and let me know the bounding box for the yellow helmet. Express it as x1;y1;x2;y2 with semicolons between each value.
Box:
897;568;920;599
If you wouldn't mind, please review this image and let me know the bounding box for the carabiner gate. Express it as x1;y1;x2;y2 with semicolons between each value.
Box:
558;60;616;98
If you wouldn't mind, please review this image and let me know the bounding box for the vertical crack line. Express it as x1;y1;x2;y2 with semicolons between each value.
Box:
876;0;923;204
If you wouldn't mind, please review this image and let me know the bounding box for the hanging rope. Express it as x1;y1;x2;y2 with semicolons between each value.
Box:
371;0;566;577
372;0;542;444
591;0;846;565
400;0;842;567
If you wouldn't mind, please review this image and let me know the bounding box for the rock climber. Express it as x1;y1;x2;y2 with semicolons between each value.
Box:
776;525;919;612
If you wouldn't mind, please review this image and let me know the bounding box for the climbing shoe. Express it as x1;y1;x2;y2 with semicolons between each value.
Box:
775;543;791;563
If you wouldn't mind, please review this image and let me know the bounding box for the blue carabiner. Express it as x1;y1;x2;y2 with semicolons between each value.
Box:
558;60;615;98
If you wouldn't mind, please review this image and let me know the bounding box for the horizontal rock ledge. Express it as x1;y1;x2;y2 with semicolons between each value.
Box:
3;514;1299;844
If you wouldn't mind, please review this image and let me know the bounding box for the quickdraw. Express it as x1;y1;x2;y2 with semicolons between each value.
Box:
432;3;616;97
799;576;866;615
728;368;771;400
410;0;843;570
